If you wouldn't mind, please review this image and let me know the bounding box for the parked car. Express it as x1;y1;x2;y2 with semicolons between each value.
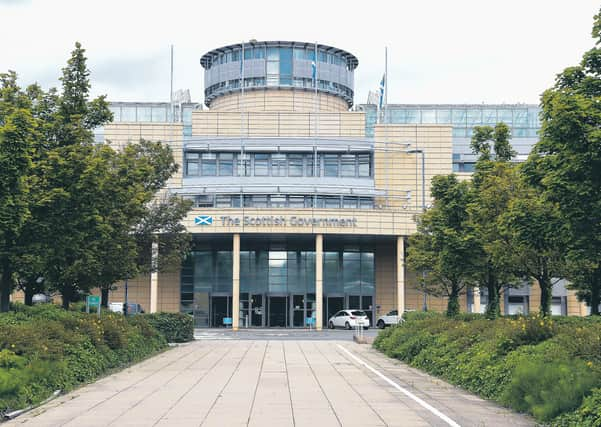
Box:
376;309;404;328
328;309;370;330
109;302;145;315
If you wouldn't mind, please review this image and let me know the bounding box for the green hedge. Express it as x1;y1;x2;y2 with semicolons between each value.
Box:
373;314;601;424
143;312;194;343
0;304;169;415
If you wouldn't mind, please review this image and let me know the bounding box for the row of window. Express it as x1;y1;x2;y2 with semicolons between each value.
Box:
365;106;541;128
108;104;196;125
205;77;353;99
184;194;375;209
185;152;372;178
205;46;352;70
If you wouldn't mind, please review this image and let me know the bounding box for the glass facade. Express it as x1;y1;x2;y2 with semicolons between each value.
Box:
183;194;374;209
180;237;376;327
185;151;372;178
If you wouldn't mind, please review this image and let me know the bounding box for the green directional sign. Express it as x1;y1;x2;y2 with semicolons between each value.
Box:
87;295;101;307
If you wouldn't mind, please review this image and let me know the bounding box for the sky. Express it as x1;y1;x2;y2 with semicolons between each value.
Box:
1;0;599;106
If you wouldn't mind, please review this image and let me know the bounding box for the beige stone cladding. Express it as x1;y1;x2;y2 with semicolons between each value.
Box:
103;122;184;189
209;90;348;113
375;239;396;316
157;269;181;313
373;124;453;210
191;110;365;138
108;274;151;312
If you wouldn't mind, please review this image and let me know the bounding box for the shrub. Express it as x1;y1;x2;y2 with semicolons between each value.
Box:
0;304;168;413
502;359;599;422
373;314;601;422
143;312;194;343
552;388;601;427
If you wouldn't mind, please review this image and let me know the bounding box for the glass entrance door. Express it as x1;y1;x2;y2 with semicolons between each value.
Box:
251;294;264;327
268;295;288;327
211;295;232;327
326;296;345;327
291;294;305;327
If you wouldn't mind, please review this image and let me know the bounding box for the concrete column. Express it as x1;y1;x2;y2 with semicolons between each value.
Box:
232;233;240;331
315;234;323;331
473;287;481;313
150;241;159;313
397;236;405;316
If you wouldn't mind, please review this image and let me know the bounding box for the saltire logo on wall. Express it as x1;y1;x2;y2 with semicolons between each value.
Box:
194;215;213;226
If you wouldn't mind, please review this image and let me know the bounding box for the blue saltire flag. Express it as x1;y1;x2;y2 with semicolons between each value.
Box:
379;74;386;110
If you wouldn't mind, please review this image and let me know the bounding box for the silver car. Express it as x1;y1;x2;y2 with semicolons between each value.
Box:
328;309;370;330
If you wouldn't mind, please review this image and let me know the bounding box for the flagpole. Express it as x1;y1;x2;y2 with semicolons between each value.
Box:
384;46;388;123
240;41;245;138
314;42;319;137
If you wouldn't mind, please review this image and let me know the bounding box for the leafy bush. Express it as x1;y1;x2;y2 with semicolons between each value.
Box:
373;314;601;422
501;359;599;421
0;303;168;414
143;312;194;343
552;388;601;427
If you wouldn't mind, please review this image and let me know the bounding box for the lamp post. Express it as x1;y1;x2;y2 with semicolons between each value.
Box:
405;147;427;311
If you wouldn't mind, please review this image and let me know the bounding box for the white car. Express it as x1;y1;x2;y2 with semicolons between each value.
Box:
376;310;404;328
328;309;370;330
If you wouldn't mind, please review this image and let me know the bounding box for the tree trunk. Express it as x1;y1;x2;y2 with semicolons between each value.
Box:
447;285;460;317
24;286;34;306
0;258;12;312
539;275;552;317
485;268;500;319
61;284;72;310
101;287;109;308
591;280;600;316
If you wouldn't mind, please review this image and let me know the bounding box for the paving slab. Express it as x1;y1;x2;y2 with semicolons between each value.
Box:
6;336;535;427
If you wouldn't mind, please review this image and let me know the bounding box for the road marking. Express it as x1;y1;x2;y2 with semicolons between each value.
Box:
336;345;462;427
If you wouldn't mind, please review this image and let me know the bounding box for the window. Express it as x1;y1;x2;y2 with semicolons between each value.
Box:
436;109;451;123
358;154;371;177
421;110;436;124
289;196;305;208
324;196;340;208
137;107;151;122
270;195;286;208
318;50;327;63
121;106;136;121
186;152;199;176
498;109;513;125
254;154;269;176
452;109;466;125
215;195;232;208
307;154;320;176
219;153;233;176
359;198;374;209
271;154;286;176
467;109;482;125
324;154;339;177
195;195;214;208
252;195;268;208
279;47;292;86
201;153;217;176
244;47;253;60
343;197;358;209
482;109;497;124
340;154;356;177
254;47;265;59
288;154;304;177
237;154;251;176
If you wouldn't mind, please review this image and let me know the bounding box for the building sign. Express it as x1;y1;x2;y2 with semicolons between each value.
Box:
217;215;357;227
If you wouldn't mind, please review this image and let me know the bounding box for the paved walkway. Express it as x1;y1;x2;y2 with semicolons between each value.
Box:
7;339;534;427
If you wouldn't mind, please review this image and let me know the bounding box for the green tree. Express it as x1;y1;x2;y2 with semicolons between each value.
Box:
0;72;36;312
498;181;566;317
469;123;519;318
407;175;480;316
523;9;601;314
